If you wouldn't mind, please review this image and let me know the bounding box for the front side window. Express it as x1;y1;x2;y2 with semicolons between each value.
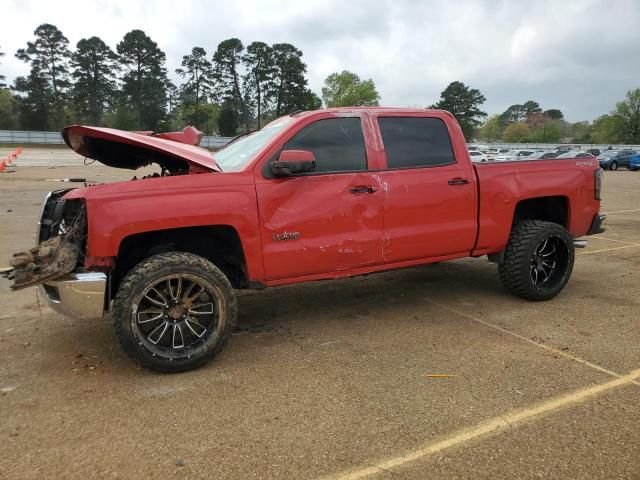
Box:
378;117;456;169
284;117;367;173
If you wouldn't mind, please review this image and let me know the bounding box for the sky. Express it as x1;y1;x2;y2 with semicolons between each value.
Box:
1;0;639;122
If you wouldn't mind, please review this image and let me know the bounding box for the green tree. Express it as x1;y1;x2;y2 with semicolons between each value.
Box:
0;89;20;129
500;104;526;126
12;69;52;130
176;47;214;129
15;23;71;129
613;88;640;143
321;70;380;108
117;29;169;130
166;81;179;118
503;122;530;142
529;121;561;142
300;90;322;110
218;101;238;136
544;109;564;120
477;114;502;141
590;115;622;144
213;38;250;131
269;43;318;116
431;81;486;140
177;102;220;135
242;42;274;128
70;36;118;125
523;100;542;115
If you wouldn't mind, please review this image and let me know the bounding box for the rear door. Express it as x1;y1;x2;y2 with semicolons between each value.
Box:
375;114;477;262
255;116;384;280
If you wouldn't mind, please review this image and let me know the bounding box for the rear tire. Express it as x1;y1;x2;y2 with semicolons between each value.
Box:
113;252;237;373
609;161;618;170
498;221;574;301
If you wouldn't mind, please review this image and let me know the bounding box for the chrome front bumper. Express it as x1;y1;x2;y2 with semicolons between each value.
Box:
40;271;107;320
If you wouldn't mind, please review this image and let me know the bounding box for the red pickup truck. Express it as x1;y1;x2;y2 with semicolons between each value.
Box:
5;108;605;372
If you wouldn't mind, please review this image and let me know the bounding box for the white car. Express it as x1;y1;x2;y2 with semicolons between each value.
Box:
493;150;534;161
468;150;489;162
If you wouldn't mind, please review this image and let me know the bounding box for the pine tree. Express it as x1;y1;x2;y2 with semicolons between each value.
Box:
116;29;169;130
212;38;250;131
15;24;72;129
431;81;487;140
176;47;214;129
71;36;118;125
242;42;274;128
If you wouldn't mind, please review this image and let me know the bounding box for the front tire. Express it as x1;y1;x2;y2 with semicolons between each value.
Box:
113;252;237;373
609;161;618;170
498;221;575;301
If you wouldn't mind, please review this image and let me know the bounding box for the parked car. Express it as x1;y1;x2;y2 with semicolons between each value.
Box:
598;149;637;170
586;148;601;157
494;150;534;161
556;151;595;159
469;150;489;162
628;152;640;171
3;108;605;372
526;151;560;160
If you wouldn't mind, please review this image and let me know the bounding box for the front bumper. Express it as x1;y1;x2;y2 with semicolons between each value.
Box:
40;271;107;320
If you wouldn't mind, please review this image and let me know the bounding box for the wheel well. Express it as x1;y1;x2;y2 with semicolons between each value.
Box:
111;225;248;297
513;196;568;228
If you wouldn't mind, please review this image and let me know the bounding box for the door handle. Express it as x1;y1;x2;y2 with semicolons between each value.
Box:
350;185;377;194
448;178;469;186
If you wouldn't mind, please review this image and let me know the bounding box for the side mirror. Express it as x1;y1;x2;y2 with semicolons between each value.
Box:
271;150;316;177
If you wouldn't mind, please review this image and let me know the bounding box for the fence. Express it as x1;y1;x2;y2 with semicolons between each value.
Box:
0;130;234;149
2;130;639;152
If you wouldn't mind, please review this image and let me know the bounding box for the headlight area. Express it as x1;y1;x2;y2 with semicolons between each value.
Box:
8;195;87;290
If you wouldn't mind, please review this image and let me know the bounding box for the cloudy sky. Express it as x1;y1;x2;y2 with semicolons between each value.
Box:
2;0;639;121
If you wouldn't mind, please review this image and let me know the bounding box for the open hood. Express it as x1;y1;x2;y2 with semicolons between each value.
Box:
62;125;221;173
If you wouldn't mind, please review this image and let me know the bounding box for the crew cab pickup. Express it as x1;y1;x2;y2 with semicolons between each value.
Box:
4;108;606;372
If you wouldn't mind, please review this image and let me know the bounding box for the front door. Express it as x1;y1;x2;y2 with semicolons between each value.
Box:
256;117;384;280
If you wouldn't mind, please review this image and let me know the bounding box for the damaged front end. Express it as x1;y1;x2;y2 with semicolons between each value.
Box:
4;190;86;290
3;190;106;319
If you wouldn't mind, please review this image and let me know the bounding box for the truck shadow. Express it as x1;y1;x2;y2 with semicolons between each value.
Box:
235;259;503;332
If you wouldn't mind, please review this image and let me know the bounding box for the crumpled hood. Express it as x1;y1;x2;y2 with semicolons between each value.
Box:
62;125;221;173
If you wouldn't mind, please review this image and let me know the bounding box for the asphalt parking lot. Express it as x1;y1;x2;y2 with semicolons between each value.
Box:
0;148;639;479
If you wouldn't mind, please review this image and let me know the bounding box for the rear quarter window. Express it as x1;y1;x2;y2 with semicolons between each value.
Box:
378;117;456;169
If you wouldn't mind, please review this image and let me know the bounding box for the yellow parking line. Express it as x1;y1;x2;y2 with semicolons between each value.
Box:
425;300;635;382
325;369;640;480
577;244;640;255
602;208;640;214
589;236;640;246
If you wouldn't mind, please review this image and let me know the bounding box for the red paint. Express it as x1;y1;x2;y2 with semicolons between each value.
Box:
62;108;602;287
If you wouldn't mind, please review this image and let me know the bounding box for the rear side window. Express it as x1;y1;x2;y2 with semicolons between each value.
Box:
378;117;455;168
284;117;367;173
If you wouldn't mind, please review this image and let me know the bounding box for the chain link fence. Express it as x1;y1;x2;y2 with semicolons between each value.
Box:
2;130;638;152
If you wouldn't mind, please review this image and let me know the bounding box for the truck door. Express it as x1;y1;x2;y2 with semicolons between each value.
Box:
255;116;384;280
376;115;477;262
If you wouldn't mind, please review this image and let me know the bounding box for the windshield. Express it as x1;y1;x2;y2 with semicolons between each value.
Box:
213;117;293;171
